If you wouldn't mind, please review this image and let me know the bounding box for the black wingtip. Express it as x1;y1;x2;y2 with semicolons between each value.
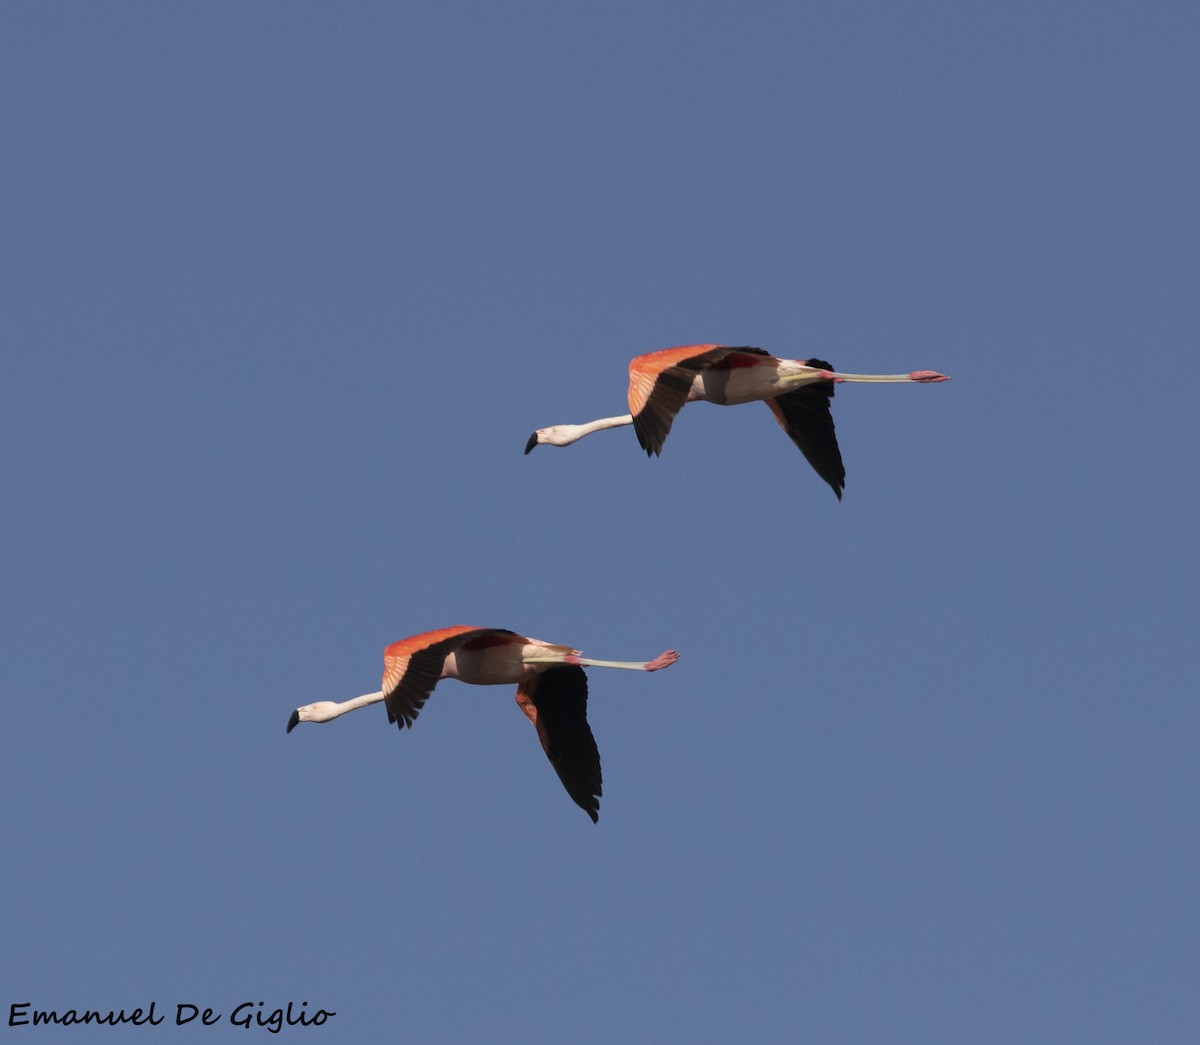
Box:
524;432;538;454
286;709;300;733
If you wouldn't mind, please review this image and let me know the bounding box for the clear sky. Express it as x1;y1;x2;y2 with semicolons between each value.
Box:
2;2;1197;1042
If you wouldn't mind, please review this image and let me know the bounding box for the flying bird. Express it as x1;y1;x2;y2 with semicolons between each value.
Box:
524;344;949;498
287;625;679;822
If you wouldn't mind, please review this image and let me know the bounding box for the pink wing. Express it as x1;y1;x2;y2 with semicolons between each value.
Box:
382;626;521;729
627;345;771;455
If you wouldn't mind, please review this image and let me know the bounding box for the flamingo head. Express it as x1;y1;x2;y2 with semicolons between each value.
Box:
286;702;341;732
524;425;581;452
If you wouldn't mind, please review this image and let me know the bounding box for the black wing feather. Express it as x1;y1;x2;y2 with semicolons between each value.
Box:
766;360;845;498
632;346;768;456
384;629;510;729
521;666;602;822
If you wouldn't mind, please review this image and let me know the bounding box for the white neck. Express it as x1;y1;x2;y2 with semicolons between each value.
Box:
337;690;385;715
539;414;634;447
311;690;385;723
569;414;634;440
585;413;634;430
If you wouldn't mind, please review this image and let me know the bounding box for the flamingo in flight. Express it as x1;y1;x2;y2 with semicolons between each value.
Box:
524;345;949;498
287;626;679;822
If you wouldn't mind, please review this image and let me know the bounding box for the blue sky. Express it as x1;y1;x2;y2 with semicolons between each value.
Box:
2;2;1197;1041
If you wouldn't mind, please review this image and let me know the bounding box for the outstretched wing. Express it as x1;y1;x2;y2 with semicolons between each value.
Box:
628;345;769;456
764;358;845;499
515;666;602;823
382;626;515;729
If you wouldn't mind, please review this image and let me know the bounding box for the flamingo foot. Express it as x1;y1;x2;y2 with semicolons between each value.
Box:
645;650;680;672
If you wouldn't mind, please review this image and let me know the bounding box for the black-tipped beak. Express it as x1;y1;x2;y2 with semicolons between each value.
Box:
286;709;300;733
524;432;538;454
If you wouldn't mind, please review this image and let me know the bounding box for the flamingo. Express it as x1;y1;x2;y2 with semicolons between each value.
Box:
287;625;679;822
524;345;949;498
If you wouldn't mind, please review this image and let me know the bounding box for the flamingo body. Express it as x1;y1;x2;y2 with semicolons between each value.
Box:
526;344;949;499
288;626;679;823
